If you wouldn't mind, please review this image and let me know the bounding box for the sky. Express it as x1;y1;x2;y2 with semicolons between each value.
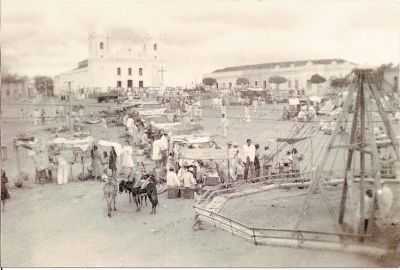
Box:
2;0;400;86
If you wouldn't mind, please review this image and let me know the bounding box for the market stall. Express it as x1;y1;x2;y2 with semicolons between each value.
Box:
49;136;94;182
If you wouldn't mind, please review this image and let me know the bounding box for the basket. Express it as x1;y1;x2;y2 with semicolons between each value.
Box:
204;176;220;186
182;188;194;199
167;187;180;199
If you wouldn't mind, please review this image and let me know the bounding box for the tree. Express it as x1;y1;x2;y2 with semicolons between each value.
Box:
202;77;217;86
268;75;287;90
34;76;54;96
236;77;249;86
309;74;326;84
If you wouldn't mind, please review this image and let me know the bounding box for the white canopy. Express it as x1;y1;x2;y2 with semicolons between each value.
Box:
289;98;300;105
309;96;322;103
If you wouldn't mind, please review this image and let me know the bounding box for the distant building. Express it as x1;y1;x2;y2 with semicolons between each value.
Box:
203;58;357;97
382;64;399;92
1;79;36;102
54;32;164;96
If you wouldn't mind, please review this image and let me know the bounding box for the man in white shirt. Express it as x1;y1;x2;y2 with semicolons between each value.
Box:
221;114;229;137
183;167;197;188
166;167;180;187
363;189;374;235
242;139;255;181
159;132;169;167
126;116;135;144
152;135;162;168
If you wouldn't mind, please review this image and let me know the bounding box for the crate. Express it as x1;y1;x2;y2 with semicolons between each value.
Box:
204;176;220;186
182;188;194;199
167;187;180;199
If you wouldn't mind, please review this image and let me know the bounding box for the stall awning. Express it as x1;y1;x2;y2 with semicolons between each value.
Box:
180;148;227;160
276;137;309;144
50;137;94;151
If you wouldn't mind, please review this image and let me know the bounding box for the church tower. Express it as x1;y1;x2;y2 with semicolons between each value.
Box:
88;32;110;59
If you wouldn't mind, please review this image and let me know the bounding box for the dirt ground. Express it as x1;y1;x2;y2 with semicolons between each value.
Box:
0;98;393;267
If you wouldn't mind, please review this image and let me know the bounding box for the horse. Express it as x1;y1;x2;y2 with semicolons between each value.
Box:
103;180;118;217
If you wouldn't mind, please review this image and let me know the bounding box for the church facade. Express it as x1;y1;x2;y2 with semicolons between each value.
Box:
54;32;164;96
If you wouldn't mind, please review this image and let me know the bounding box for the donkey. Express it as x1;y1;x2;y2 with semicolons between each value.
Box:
103;179;118;217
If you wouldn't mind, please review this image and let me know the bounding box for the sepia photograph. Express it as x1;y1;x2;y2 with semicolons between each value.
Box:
1;0;400;267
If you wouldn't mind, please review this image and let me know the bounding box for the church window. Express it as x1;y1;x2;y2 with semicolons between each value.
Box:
288;79;292;88
153;43;157;51
254;81;258;87
117;81;122;88
139;67;143;76
117;67;121;76
295;79;299;89
128;68;132;76
100;42;104;50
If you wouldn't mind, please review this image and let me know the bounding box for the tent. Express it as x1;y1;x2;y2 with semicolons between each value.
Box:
180;147;227;160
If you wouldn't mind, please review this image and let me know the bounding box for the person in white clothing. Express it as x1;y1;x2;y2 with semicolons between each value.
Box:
183;167;196;188
166;167;180;187
121;145;134;175
152;136;162;167
123;114;129;127
242;139;255;181
244;104;251;122
56;155;70;185
253;99;258;114
363;189;374;234
221;113;229;137
159;132;169;167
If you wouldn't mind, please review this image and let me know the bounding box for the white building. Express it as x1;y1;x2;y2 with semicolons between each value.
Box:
54;32;164;96
204;58;357;97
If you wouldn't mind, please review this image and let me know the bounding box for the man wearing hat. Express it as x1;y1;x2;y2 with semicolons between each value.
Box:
159;131;169;168
183;166;196;188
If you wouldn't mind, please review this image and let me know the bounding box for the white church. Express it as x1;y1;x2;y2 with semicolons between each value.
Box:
54;32;165;96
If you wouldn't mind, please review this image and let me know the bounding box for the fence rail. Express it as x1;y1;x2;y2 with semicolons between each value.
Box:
193;205;371;246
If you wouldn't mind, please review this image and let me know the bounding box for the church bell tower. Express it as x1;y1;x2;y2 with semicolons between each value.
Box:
88;32;110;59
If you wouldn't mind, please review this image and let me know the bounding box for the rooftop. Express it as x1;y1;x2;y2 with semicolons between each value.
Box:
212;58;354;73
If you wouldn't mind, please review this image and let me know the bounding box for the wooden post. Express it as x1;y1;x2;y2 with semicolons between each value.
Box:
358;73;366;236
367;80;400;161
339;82;361;224
295;83;355;230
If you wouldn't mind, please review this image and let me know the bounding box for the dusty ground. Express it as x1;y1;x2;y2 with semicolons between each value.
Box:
1;181;380;267
0;98;395;267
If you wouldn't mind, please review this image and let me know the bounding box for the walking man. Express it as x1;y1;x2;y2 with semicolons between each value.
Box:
242;139;255;182
221;113;229;137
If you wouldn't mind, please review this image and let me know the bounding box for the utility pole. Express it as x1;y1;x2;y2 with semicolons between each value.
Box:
358;71;366;236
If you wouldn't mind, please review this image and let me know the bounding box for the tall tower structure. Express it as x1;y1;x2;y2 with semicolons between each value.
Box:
88;32;110;59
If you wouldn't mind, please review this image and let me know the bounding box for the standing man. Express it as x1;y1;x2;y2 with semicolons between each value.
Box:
220;113;229;137
244;104;251;122
242;139;255;182
363;189;374;234
126;115;135;145
254;144;261;179
159;131;169;168
261;146;272;177
152;135;163;169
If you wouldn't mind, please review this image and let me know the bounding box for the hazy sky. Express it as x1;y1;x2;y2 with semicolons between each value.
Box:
2;0;400;86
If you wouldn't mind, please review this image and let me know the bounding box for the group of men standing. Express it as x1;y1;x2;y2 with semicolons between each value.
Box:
227;139;274;183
